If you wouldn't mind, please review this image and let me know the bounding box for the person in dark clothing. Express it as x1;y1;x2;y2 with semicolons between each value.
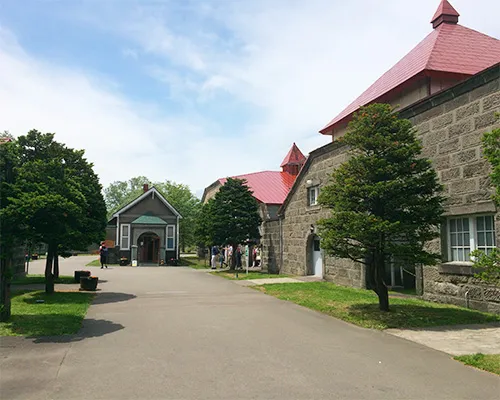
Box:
99;242;108;269
236;245;242;269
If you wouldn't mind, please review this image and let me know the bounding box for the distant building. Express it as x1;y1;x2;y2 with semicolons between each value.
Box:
106;185;182;266
202;143;306;221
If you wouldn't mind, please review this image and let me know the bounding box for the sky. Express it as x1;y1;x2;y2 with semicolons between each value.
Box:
1;0;499;198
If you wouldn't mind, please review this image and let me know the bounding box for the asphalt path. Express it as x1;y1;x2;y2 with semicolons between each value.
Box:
1;256;498;399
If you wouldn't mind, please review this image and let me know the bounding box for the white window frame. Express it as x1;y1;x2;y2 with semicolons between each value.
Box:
447;214;496;262
120;224;131;250
166;225;175;250
308;186;319;206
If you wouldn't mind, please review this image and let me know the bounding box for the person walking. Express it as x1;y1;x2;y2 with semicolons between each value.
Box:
211;245;219;270
99;241;108;269
219;246;225;268
236;245;242;270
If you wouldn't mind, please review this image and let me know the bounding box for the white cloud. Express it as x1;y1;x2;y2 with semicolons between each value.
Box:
0;26;249;195
1;0;499;197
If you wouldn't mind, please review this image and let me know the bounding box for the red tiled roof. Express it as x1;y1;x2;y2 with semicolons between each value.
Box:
219;171;297;204
320;2;500;134
280;142;306;167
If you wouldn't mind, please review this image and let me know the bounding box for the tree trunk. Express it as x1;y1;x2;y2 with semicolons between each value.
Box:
0;256;11;322
373;253;389;312
53;249;59;279
45;244;55;294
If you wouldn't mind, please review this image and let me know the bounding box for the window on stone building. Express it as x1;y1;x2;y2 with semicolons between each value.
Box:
308;186;319;206
120;224;130;250
448;215;496;262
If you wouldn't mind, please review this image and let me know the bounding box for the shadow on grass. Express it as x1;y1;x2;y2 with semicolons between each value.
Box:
92;292;136;305
348;303;500;330
31;318;124;343
22;291;91;305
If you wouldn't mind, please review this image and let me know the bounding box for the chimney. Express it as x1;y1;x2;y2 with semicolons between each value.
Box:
143;184;149;193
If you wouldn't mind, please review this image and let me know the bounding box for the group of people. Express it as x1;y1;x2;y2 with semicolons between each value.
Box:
210;244;261;270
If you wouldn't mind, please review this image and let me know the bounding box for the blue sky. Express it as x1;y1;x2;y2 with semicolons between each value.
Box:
1;0;499;197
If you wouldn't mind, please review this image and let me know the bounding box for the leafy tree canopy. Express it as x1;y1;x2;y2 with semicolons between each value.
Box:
1;130;107;292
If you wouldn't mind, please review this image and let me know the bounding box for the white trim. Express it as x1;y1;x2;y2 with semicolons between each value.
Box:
176;216;180;258
112;187;182;218
166;225;175;250
308;186;319;206
116;214;120;249
120;224;131;250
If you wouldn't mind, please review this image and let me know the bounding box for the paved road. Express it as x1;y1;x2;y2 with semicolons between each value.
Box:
1;257;499;399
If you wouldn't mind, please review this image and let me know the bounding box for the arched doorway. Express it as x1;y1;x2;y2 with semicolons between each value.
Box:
306;234;323;277
138;232;160;264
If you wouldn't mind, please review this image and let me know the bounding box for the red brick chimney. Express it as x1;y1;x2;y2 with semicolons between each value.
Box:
143;184;149;193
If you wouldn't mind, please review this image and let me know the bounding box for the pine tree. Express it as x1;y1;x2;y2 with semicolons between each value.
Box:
318;104;445;311
197;178;261;268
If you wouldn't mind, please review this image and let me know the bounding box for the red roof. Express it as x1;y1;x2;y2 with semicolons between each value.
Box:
320;1;500;134
220;171;296;204
280;142;306;167
431;0;459;27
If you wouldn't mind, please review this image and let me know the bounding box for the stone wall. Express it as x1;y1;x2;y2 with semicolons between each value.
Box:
423;265;500;314
261;219;281;274
278;142;365;287
399;64;500;313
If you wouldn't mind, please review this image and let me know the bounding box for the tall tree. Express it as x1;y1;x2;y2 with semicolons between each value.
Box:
481;124;500;206
201;178;261;267
470;122;500;283
0;136;19;320
195;199;215;251
2;130;107;293
318;104;444;311
104;176;149;217
155;181;201;252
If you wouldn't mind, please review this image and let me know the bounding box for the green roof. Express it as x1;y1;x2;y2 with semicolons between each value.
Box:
131;215;168;225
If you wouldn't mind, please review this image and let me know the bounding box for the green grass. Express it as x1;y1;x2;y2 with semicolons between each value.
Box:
255;282;500;330
183;257;213;269
211;271;289;280
389;287;417;296
0;291;94;336
11;275;75;285
85;259;118;267
454;354;500;375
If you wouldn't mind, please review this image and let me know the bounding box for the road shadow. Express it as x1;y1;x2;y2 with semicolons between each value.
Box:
31;318;124;343
348;303;500;330
92;292;136;305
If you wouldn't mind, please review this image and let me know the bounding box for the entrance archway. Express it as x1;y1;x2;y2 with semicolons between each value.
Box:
306;234;323;277
138;232;160;264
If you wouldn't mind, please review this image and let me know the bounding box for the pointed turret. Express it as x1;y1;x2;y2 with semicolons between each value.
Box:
431;0;459;29
281;143;306;176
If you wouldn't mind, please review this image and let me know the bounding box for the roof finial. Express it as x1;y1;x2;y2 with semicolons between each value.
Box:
431;0;459;29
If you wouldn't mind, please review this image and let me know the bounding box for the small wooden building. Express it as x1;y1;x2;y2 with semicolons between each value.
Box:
106;185;182;266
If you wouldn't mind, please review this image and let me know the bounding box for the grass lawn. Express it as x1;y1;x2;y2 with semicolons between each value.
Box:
86;259;118;267
0;291;94;336
11;274;75;285
182;257;213;269
255;282;500;330
454;354;500;375
211;271;289;280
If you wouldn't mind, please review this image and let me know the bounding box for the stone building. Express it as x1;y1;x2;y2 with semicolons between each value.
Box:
105;184;182;266
262;0;500;313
